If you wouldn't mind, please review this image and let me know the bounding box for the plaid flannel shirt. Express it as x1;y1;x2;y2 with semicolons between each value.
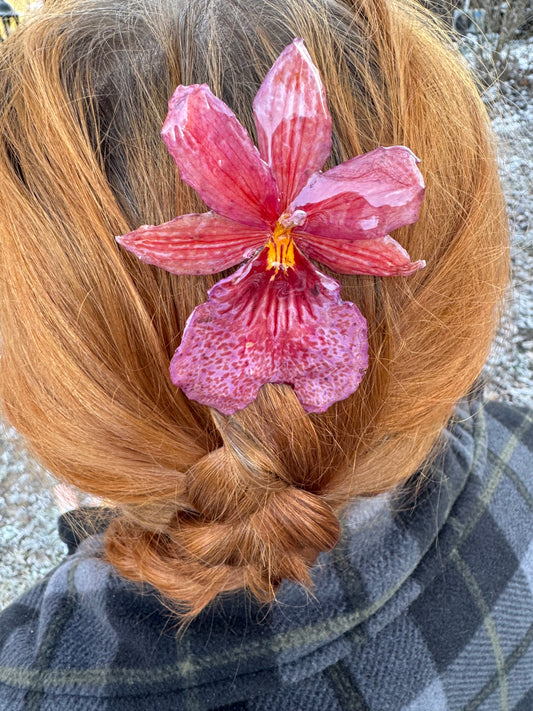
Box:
0;395;532;710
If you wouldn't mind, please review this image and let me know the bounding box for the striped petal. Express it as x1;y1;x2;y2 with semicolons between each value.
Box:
296;232;426;276
162;85;279;228
117;213;268;275
170;247;368;414
291;146;425;240
253;38;332;210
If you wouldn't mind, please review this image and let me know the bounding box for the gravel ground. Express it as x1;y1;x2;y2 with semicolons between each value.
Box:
0;42;532;611
0;431;65;609
471;37;533;408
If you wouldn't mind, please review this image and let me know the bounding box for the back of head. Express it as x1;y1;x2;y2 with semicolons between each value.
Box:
0;0;508;620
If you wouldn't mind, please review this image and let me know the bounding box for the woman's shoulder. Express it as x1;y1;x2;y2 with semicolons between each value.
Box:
0;536;129;660
390;398;533;709
0;398;531;710
0;535;183;709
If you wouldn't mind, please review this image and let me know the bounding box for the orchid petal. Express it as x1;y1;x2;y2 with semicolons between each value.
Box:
162;85;279;228
170;248;368;414
253;38;332;209
291;146;425;240
117;213;268;275
296;232;426;276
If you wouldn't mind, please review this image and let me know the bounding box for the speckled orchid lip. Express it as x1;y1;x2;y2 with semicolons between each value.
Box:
117;38;425;414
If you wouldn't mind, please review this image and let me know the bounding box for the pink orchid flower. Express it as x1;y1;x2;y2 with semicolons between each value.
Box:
117;39;425;415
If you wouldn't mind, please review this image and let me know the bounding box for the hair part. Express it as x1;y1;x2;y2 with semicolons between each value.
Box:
0;0;509;622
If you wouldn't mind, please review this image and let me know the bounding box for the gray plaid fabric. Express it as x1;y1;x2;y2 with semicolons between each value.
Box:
0;394;532;710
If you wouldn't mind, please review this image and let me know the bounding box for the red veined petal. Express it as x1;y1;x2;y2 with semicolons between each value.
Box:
295;232;426;276
162;84;279;228
291;146;425;240
253;38;332;210
116;213;268;275
170;247;368;414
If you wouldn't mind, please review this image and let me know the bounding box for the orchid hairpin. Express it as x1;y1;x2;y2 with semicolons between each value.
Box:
117;39;425;415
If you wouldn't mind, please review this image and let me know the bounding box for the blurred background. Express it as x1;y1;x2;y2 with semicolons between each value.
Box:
1;0;532;608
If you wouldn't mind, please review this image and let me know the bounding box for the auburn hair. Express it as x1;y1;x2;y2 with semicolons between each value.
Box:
0;0;508;620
